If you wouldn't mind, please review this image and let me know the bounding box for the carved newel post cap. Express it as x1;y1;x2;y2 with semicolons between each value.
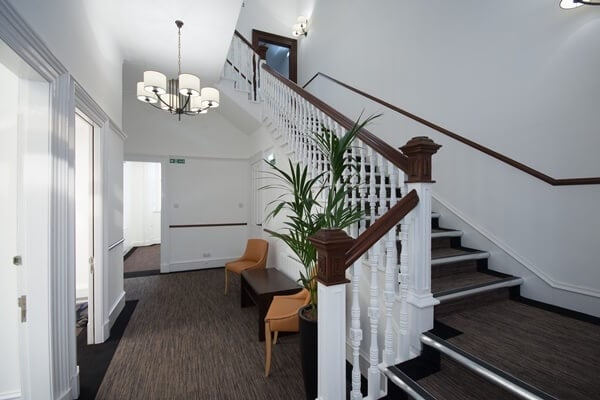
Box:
309;229;354;286
400;136;441;183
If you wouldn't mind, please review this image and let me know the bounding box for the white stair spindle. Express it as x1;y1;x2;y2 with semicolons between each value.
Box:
368;237;381;399
350;260;364;400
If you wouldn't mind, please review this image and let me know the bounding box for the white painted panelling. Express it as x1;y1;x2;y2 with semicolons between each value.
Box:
168;227;247;269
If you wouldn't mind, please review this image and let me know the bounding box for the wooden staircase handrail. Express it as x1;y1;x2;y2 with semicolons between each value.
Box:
303;72;600;186
262;63;411;174
345;189;419;268
234;30;260;54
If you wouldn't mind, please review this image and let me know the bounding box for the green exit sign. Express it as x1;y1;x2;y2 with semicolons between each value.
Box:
170;158;186;164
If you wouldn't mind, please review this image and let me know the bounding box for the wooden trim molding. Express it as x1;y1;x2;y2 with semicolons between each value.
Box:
345;189;419;268
303;72;600;186
262;64;411;174
252;29;298;83
169;222;248;228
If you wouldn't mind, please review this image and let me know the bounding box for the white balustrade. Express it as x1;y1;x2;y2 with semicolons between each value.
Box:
227;36;437;398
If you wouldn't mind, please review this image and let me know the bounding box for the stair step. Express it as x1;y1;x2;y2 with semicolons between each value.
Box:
431;247;489;266
431;228;462;239
436;299;600;399
420;332;558;400
434;276;523;302
381;365;436;400
416;354;523;400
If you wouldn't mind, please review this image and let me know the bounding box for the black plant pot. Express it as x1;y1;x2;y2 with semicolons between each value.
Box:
299;304;318;400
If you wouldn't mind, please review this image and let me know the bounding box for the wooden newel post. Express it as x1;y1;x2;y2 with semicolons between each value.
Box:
310;229;354;286
400;136;441;183
309;228;354;400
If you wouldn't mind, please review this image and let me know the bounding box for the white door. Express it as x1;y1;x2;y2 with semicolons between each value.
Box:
0;58;24;400
0;39;52;399
75;112;96;344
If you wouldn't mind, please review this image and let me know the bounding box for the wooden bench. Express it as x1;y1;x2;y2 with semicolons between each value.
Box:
241;268;301;341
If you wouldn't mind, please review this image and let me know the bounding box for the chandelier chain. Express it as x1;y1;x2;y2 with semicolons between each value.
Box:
177;24;181;76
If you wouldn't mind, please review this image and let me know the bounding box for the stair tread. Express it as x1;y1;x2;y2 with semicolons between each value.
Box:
431;247;488;260
431;228;462;238
416;355;522;400
432;271;512;295
437;299;600;399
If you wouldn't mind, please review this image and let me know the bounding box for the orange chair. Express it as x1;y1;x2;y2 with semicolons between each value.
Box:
224;238;269;295
264;288;310;377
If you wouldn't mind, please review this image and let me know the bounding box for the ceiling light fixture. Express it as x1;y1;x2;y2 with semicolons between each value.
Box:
137;20;219;120
292;16;308;37
560;0;600;9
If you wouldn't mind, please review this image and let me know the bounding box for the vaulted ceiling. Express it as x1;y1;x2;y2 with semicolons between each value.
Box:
92;0;244;84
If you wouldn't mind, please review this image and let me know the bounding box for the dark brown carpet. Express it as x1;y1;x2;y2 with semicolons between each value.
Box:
439;299;600;400
96;268;305;400
124;244;160;274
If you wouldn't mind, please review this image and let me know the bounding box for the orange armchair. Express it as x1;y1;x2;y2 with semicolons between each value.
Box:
264;288;310;377
224;238;269;295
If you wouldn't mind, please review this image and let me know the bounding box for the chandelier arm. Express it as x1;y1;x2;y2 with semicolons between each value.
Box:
154;92;175;110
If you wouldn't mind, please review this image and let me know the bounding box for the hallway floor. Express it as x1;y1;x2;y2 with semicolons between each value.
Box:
124;244;160;276
96;268;305;400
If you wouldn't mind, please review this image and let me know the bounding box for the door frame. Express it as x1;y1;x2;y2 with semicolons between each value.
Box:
0;3;118;398
252;29;298;83
75;109;104;345
124;155;170;273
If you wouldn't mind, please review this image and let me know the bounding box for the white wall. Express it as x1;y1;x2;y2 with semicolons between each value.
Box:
123;162;161;253
105;124;125;330
235;0;299;42
9;0;123;126
166;157;251;272
296;1;600;315
0;60;21;400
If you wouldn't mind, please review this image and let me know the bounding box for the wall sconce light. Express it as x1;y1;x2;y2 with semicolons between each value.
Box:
292;16;308;37
560;0;600;9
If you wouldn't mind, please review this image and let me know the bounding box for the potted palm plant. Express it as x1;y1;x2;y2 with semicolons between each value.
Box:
263;114;378;400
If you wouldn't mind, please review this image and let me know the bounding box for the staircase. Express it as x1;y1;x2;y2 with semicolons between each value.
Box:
382;212;600;400
222;32;600;400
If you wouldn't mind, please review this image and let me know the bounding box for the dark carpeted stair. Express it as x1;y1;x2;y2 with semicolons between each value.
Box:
383;212;600;399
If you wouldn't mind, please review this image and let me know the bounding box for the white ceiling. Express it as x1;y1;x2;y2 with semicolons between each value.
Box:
88;0;244;84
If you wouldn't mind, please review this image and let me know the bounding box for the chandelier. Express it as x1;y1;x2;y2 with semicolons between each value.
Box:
136;20;219;120
560;0;600;8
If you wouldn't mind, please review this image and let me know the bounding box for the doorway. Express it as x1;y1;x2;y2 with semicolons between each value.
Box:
0;37;52;399
123;161;162;277
74;112;96;344
253;29;298;83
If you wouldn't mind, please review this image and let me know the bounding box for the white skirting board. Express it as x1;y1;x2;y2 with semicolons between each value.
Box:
107;291;126;333
165;257;235;273
0;391;21;400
